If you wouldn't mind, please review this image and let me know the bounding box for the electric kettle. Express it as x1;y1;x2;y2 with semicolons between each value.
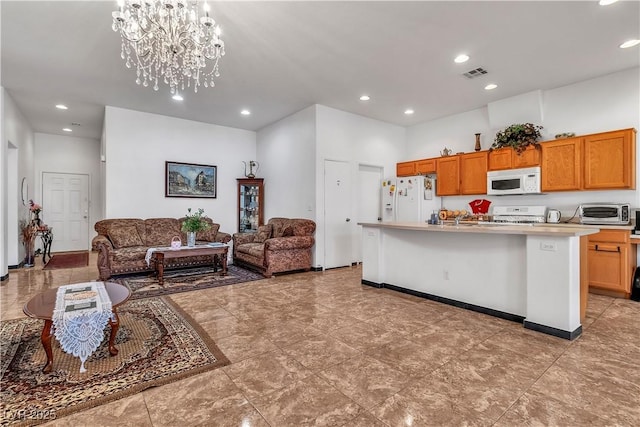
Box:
547;209;561;223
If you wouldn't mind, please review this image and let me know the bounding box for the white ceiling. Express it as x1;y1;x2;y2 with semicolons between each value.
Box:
2;1;639;140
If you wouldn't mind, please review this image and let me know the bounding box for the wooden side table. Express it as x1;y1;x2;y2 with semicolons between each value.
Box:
23;282;131;373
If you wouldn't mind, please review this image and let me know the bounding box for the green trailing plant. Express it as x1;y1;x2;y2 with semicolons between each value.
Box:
492;123;543;154
181;208;211;233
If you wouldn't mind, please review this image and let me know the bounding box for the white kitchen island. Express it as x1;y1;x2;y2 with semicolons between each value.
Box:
359;222;599;340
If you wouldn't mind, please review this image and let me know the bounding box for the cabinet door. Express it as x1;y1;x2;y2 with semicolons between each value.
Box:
396;161;416;177
488;148;512;171
583;129;636;190
587;242;627;293
237;178;264;232
436;156;460;196
541;138;582;191
416;158;437;174
460;152;488;195
513;145;541;168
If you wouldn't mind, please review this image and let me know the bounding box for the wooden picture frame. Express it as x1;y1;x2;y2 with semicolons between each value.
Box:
165;161;217;198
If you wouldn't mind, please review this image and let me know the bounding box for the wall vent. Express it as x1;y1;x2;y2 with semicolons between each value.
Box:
463;67;488;79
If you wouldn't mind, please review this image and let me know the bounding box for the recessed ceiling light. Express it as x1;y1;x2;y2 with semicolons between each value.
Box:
55;104;68;110
172;93;184;101
454;54;470;63
619;39;640;49
599;0;618;5
359;95;370;101
404;109;414;115
240;109;251;116
62;128;72;132
485;83;498;90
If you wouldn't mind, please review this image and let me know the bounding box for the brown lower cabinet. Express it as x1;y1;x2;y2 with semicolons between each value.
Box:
587;229;637;297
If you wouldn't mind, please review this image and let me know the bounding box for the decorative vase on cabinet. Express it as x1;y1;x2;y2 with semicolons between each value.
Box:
237;178;264;233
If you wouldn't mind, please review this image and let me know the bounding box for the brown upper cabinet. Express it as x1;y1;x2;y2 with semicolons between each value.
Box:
541;136;583;191
435;152;487;196
415;158;437;175
460;152;488;195
541;128;636;192
436;156;460;196
488;145;541;171
396;161;416;177
583;128;636;190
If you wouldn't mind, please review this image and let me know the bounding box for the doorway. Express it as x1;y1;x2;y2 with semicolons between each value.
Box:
355;164;383;262
42;172;90;252
323;160;351;269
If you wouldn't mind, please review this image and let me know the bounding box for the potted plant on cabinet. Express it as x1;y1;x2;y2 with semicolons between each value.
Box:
181;208;211;247
491;123;543;154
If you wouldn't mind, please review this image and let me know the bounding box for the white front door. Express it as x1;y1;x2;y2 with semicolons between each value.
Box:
42;173;89;252
324;160;352;269
356;164;383;262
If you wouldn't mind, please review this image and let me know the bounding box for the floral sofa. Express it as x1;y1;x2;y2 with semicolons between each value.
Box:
92;217;231;280
233;217;316;277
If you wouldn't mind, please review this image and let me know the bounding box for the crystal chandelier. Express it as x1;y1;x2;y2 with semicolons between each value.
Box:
111;0;225;94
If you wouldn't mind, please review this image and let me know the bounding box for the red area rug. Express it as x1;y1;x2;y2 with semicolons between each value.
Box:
43;252;89;270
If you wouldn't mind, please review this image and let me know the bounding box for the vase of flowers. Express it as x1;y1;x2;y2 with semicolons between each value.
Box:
491;123;543;154
181;208;211;247
29;199;42;226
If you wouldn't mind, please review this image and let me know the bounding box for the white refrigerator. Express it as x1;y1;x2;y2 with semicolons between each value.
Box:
381;176;441;222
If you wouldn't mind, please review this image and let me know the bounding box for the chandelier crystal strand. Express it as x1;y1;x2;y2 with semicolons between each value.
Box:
112;0;225;94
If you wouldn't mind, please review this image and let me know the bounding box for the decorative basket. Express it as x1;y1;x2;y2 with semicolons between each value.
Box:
170;236;182;249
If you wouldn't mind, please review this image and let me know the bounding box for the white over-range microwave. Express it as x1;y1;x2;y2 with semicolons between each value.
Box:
487;167;542;196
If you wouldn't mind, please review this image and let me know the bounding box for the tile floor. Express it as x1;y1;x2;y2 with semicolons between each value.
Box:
1;252;639;426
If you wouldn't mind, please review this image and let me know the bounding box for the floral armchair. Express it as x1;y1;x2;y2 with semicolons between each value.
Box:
232;217;316;277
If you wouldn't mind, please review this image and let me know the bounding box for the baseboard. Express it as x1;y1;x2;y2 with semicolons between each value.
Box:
524;321;582;340
311;266;323;272
0;273;9;282
8;262;24;270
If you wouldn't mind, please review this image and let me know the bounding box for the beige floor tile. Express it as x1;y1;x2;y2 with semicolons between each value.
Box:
282;334;362;371
251;374;363;427
144;369;269;427
319;354;411;409
530;364;640;425
494;389;610;427
223;349;313;400
41;393;152;427
214;331;279;362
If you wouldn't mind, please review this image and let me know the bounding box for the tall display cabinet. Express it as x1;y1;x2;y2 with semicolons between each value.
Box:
237;178;264;232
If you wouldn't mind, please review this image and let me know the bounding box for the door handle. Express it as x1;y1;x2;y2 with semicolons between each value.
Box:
346;218;351;222
594;244;620;252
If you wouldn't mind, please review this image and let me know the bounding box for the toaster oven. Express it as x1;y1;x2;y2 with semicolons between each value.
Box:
579;203;630;225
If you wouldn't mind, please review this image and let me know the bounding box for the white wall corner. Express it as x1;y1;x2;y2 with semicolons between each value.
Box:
488;90;544;129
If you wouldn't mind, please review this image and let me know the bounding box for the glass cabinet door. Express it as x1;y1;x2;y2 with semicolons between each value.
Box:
237;178;264;232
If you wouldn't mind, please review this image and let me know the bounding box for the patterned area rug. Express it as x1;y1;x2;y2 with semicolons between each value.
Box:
42;252;89;270
0;297;229;427
112;265;264;299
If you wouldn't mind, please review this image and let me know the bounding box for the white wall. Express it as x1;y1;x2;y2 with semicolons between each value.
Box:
257;105;316;220
103;107;256;235
34;133;102;247
406;67;640;217
1;89;35;269
315;105;406;268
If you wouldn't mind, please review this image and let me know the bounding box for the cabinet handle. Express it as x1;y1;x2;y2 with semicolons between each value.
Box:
594;244;620;252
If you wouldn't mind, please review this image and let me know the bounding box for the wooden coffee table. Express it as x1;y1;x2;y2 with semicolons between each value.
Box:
150;245;229;286
23;282;131;373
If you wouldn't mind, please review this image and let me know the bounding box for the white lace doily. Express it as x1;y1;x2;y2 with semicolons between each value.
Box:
52;282;113;373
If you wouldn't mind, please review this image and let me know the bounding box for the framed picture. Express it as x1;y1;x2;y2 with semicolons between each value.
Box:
165;161;217;198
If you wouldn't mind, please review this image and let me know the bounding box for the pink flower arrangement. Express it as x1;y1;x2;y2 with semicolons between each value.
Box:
29;199;42;214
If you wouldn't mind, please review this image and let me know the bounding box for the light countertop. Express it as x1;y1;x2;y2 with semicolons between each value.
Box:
358;221;600;237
